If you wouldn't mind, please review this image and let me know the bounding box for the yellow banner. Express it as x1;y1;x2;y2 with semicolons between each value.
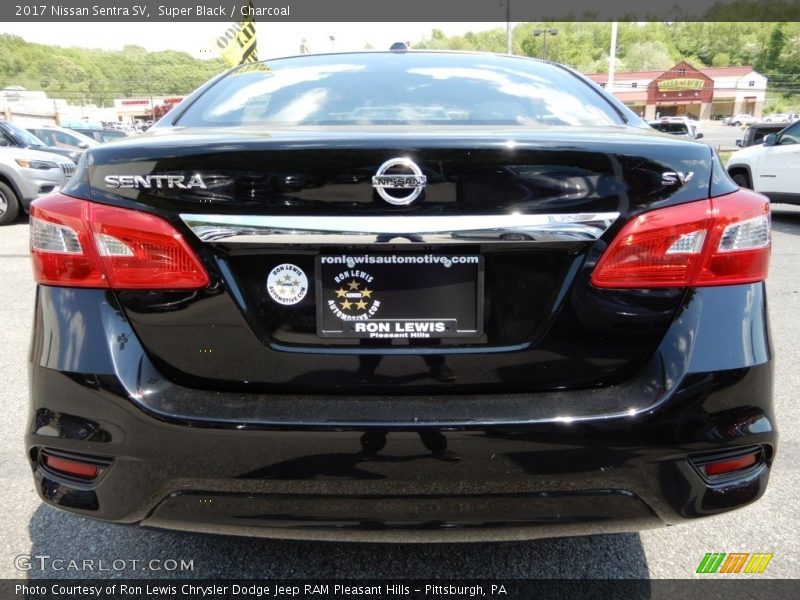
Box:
214;2;258;67
657;78;705;92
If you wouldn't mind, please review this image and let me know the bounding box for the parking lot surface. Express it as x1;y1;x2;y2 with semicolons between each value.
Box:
1;206;798;579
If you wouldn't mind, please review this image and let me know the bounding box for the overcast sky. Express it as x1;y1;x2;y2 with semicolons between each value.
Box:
0;22;501;59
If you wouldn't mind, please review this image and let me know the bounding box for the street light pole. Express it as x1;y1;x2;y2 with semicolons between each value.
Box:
532;28;559;61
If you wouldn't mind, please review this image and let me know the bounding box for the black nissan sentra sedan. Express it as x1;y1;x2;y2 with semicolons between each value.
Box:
26;51;775;541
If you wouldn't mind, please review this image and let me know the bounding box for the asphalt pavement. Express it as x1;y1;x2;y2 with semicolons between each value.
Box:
1;205;798;580
698;120;750;151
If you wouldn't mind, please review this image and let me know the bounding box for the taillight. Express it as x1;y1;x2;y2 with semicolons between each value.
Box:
30;193;209;289
591;189;770;288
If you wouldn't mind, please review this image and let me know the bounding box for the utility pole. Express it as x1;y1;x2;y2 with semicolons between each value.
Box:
608;21;618;96
505;1;512;54
146;62;155;121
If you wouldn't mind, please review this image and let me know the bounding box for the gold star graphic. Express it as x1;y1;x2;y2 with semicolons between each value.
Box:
347;280;360;290
355;299;368;311
360;287;373;298
340;299;353;310
335;287;347;298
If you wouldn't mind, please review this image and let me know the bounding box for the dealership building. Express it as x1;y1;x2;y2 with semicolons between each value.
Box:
113;96;185;123
586;61;767;120
1;87;185;126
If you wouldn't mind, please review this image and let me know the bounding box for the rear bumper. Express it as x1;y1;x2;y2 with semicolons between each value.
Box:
26;284;776;541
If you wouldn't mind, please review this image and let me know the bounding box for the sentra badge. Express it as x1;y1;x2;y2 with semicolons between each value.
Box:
104;174;207;189
372;158;427;205
327;269;381;321
266;264;308;305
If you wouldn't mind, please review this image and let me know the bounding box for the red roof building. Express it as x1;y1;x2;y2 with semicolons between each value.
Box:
585;62;766;120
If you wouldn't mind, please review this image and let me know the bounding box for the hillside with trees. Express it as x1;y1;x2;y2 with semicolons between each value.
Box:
1;23;799;112
0;34;227;107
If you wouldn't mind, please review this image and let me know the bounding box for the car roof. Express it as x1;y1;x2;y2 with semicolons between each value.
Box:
28;124;98;143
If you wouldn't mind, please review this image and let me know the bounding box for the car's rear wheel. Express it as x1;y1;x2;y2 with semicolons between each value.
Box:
0;182;20;225
731;172;752;189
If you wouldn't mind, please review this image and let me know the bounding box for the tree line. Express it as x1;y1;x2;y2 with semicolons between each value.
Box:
0;34;226;107
415;22;800;111
1;23;799;112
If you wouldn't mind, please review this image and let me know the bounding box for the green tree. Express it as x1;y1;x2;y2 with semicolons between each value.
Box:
711;52;732;67
0;34;226;107
761;24;785;73
622;41;674;70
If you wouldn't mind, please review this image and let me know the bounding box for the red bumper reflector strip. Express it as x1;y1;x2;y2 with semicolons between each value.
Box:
704;452;759;476
43;455;99;480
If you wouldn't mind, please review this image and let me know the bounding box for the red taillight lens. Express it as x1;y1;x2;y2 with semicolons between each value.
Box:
30;194;209;290
591;189;770;288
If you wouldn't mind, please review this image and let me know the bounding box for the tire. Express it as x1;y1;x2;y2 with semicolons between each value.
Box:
731;172;752;189
0;182;20;226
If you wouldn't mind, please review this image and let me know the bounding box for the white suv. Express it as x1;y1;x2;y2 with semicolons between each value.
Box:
727;119;800;205
0;147;75;225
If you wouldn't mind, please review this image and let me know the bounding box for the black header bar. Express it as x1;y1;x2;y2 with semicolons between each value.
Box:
3;0;800;22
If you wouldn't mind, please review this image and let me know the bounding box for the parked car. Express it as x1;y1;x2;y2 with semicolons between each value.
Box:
761;113;790;123
0;120;82;163
723;114;757;126
68;127;132;143
27;51;775;541
735;122;787;148
25;124;99;152
648;120;704;139
0;146;76;224
728;118;800;205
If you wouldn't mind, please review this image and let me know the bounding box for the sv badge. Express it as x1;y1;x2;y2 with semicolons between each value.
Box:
661;171;694;186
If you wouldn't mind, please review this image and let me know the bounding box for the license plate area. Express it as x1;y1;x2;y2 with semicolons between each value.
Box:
316;254;484;339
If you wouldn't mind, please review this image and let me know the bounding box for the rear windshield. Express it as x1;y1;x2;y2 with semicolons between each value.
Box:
750;126;783;144
650;122;690;135
3;121;49;147
176;53;622;128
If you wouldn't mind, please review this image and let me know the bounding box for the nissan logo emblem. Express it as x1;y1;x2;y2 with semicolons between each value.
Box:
371;158;427;205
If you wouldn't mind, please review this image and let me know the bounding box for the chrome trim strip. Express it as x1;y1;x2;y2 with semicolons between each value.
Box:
180;213;619;244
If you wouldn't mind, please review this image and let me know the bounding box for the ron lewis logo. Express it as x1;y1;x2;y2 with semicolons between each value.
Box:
326;269;381;321
266;264;308;306
104;174;207;190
